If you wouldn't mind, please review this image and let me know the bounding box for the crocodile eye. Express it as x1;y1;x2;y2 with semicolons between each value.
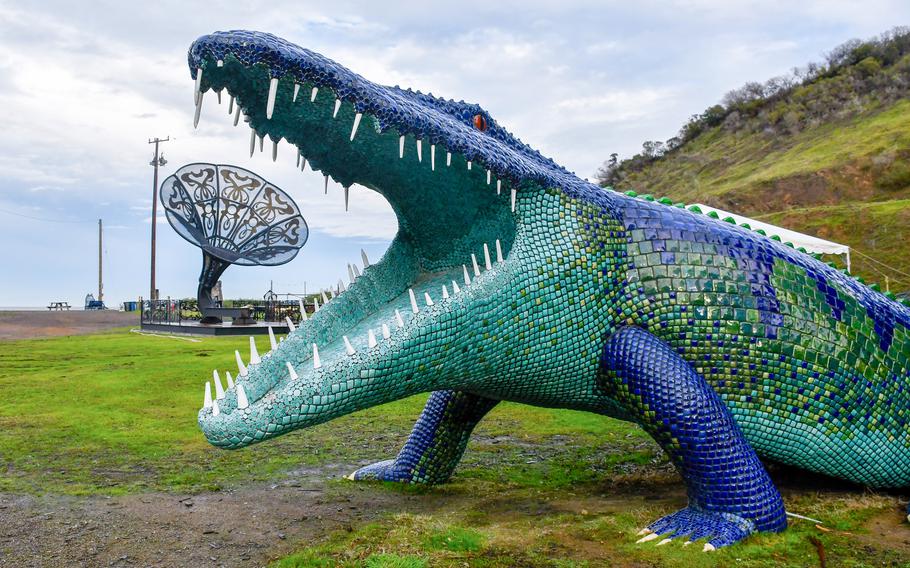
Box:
472;114;488;131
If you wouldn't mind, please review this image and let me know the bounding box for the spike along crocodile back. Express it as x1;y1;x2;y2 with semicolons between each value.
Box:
186;30;910;550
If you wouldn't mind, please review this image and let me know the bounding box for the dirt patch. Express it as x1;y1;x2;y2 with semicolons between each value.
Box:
0;311;137;340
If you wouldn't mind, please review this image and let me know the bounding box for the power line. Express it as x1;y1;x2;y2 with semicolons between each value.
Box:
0;206;95;224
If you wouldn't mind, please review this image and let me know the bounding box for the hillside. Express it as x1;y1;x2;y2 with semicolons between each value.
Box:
598;28;910;293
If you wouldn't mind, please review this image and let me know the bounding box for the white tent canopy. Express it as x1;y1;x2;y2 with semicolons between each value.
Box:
691;204;852;271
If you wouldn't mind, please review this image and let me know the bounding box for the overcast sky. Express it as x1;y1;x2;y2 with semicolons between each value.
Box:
1;1;908;307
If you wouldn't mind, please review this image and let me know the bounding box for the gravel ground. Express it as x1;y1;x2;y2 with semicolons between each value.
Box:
0;311;137;340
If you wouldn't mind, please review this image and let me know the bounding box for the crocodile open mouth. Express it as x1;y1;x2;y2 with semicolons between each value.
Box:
188;31;536;447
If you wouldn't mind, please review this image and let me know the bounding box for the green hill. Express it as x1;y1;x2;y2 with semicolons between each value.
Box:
598;27;910;293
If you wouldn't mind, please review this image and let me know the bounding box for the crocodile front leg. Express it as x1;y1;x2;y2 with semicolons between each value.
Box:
600;326;787;550
349;390;499;485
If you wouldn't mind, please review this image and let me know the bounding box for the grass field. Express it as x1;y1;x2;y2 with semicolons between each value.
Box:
1;328;908;566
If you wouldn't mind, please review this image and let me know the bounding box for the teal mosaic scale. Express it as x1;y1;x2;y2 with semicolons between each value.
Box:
187;31;910;550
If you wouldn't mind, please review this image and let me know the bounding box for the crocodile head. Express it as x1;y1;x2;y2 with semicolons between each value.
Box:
189;31;619;448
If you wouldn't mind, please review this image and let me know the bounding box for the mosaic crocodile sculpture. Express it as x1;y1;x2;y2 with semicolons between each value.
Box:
188;30;910;550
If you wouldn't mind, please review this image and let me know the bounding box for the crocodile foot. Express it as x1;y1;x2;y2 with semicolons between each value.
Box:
635;506;756;551
347;459;418;483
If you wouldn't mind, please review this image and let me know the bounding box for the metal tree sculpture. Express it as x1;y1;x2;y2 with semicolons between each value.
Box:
160;163;307;324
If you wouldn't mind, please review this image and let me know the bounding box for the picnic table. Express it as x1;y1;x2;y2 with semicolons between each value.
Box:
47;301;71;311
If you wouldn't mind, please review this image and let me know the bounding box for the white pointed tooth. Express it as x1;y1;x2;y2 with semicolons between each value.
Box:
213;370;225;399
259;135;264;152
249;129;256;157
249;336;261;365
353;264;361;278
235;350;248;377
321;290;329;304
266;77;279;119
471;254;481;277
327;288;334;300
358;250;370;269
424;292;434;306
194;67;202;102
409;288;419;314
312;344;321;369
286;361;299;380
483;243;492;270
228;94;234;114
216;59;223;67
350;112;362;141
430;144;435;170
292;83;300;102
272;139;278;162
416;139;422;162
343;336;356;356
511;188;517;212
497;179;502;195
296;152;301;167
636;533;659;544
233;105;241;126
313;298;320;312
463;265;472;286
212;400;220;417
300;157;307;170
486;169;491;184
298;299;308;320
496;239;504;263
381;323;390;339
344;185;350;211
442;285;449;299
347;264;355;282
446;152;451;166
310;87;318;102
193;91;203;128
333;98;341;118
395;309;405;328
285;316;296;332
216;90;222;104
399;135;405;158
338;279;346;292
204;382;212;409
368;329;378;348
236;383;249;410
324;175;329;194
225;371;234;389
452;280;461;294
467;160;472;170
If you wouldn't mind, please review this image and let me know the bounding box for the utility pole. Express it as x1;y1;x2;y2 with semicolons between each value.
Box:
148;136;169;301
98;219;103;302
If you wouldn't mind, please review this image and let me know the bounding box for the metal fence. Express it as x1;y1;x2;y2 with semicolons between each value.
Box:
141;298;307;325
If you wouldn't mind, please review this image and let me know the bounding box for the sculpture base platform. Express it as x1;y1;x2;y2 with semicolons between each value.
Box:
140;320;291;336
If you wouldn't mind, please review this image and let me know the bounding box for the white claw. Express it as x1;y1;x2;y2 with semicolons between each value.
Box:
213;370;225;400
467;160;472;170
350;112;362;141
225;371;234;389
381;323;390;339
430;144;435;170
292;83;300;102
497;179;502;195
194;67;202;103
193;91;203;128
312;344;321;369
463;265;472;286
395;309;405;328
233;105;241;126
353;264;361;278
285;316;296;332
416;139;422;162
368;329;377;348
338;279;346;293
235;350;248;377
268;326;278;350
487;169;491;184
272;139;278;162
212;400;220;417
636;528;651;536
298;299;308;320
249;336;261;365
286;361;299;380
636;533;659;544
347;264;356;282
310;87;318;102
446;152;452;166
496;239;504;263
399;135;405;158
236;383;249;409
333;98;341;118
442;285;449;299
483;243;492;270
203;382;212;409
409;289;419;314
424;292;434;307
703;543;716;552
682;541;692;547
452;280;461;294
657;538;672;546
511;188;516;212
216;59;224;67
266;77;279;119
343;336;356;356
249;129;256;157
471;254;481;277
361;249;370;268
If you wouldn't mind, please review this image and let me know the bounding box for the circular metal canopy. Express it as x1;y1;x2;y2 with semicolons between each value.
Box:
160;163;307;266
